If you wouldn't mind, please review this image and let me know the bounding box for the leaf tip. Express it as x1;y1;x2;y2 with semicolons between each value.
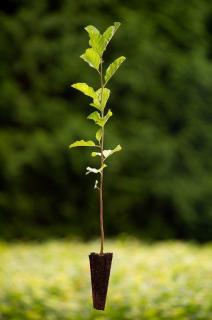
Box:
114;21;121;27
71;83;78;89
118;144;122;150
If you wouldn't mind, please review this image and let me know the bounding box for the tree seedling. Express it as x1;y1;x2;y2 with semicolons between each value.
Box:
69;22;126;310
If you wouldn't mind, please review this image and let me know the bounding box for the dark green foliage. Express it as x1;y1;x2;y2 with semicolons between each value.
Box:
0;0;212;240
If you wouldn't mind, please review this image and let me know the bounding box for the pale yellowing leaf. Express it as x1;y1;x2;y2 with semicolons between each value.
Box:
103;144;122;159
85;164;107;175
94;179;99;189
85;167;99;175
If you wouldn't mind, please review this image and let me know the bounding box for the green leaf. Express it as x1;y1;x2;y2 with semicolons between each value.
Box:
103;144;122;159
105;56;126;85
87;110;112;127
85;25;103;56
71;83;96;99
69;140;96;148
90;88;110;111
89;102;100;110
85;25;100;41
102;109;113;126
87;111;102;125
101;22;121;53
95;128;102;142
96;88;111;109
80;48;101;71
85;22;121;57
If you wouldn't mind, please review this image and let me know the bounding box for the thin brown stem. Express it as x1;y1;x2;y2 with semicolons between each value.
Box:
99;60;104;255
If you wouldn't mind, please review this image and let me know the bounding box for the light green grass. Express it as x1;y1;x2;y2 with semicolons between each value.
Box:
0;239;211;319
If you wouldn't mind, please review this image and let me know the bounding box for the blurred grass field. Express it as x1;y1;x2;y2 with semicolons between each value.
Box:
0;239;211;320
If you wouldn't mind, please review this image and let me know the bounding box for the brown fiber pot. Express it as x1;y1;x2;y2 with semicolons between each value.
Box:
89;252;113;310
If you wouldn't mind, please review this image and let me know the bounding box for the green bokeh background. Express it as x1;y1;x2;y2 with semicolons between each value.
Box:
1;2;212;319
0;0;212;241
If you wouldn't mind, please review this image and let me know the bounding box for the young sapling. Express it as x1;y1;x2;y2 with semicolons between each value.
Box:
69;22;126;310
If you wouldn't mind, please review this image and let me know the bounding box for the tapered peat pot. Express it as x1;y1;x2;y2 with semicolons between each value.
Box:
89;252;113;310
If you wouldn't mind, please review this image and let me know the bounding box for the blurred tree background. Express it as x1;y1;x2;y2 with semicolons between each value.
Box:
0;0;212;241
